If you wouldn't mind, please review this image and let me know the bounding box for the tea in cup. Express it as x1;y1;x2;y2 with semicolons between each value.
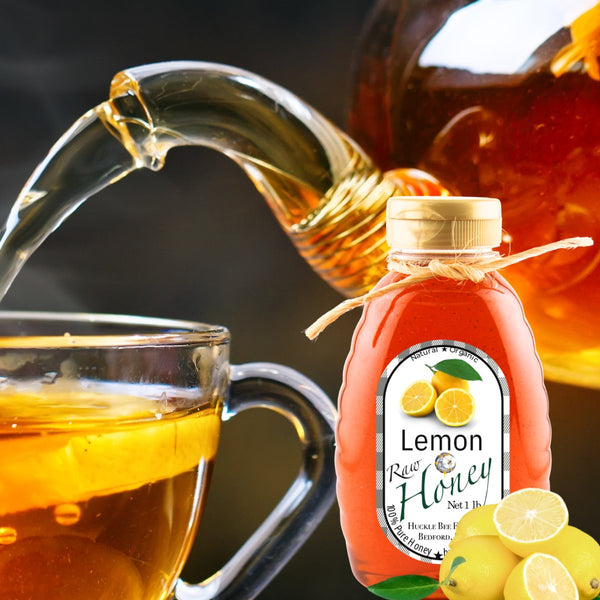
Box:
0;311;336;600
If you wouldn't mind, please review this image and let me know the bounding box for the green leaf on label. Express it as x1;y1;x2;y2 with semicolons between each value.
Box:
432;359;482;381
368;575;440;600
367;557;466;600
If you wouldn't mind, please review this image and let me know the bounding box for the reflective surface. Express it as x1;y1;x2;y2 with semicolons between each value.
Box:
0;313;337;600
0;313;226;600
350;0;600;387
0;62;442;304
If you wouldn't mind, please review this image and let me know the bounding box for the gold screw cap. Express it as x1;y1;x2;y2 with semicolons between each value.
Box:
386;196;502;250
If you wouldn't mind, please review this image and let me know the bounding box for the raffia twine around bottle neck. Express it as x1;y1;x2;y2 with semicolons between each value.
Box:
305;236;593;340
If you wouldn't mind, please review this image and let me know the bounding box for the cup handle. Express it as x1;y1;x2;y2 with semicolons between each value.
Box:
175;362;337;600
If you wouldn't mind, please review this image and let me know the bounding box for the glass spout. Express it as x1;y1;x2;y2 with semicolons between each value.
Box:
0;61;445;301
105;61;357;224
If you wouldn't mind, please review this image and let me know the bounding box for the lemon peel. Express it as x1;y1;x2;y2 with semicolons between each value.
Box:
450;503;498;546
547;526;600;599
431;370;470;395
439;535;520;600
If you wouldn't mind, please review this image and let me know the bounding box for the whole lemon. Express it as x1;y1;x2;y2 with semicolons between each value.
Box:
439;535;520;600
450;504;498;546
431;370;470;395
547;526;600;599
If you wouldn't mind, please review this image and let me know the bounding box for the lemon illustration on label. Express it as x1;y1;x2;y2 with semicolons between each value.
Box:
400;359;481;426
379;341;509;564
431;359;480;427
431;370;470;395
400;380;438;416
435;388;476;427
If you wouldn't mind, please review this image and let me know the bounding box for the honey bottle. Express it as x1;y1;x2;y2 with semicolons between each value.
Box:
335;196;551;593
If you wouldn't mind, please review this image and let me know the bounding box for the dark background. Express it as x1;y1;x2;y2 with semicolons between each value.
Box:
0;1;598;599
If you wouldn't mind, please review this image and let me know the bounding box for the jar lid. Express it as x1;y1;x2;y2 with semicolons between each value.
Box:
386;196;502;250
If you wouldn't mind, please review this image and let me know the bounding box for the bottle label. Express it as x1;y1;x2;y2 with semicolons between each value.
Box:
376;340;509;563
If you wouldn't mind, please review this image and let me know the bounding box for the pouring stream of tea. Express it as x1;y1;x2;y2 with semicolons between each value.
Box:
0;61;441;303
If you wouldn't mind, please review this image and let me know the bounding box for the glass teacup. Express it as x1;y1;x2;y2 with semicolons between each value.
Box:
0;311;336;600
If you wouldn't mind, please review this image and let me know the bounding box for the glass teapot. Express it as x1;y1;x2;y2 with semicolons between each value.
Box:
349;0;600;387
1;0;599;388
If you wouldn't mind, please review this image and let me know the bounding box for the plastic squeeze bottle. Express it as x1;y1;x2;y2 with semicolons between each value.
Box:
335;196;551;593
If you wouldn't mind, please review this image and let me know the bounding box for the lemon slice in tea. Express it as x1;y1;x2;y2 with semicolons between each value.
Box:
434;388;475;426
504;553;578;600
493;488;569;556
400;380;437;417
0;386;221;516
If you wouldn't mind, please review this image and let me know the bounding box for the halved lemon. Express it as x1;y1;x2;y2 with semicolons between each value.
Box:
504;553;578;600
400;380;437;417
434;388;475;426
493;488;569;557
